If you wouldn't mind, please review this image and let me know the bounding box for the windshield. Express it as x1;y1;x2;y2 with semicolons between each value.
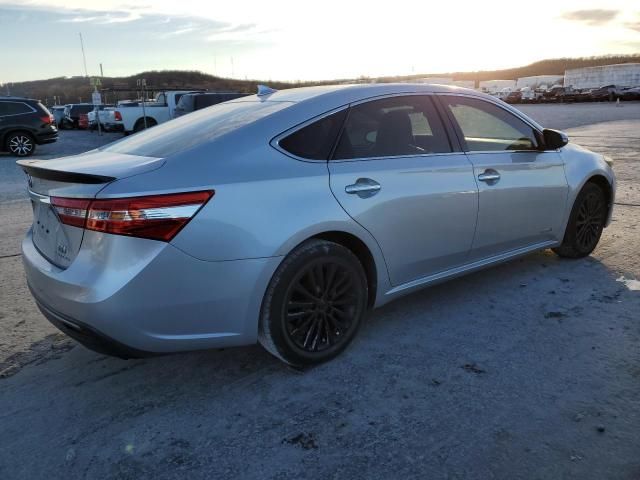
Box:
101;100;291;158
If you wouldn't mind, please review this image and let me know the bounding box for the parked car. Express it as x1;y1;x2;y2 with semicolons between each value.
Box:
0;96;57;157
17;84;615;366
62;103;98;129
504;90;522;104
173;92;250;117
50;106;66;127
620;86;640;101
541;85;564;103
78;113;89;129
556;86;582;103
589;85;622;102
87;105;115;131
107;90;202;135
519;87;537;103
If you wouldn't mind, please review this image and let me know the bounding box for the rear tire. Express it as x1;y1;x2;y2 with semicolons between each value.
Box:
133;117;157;133
259;240;368;367
553;182;607;258
6;132;36;157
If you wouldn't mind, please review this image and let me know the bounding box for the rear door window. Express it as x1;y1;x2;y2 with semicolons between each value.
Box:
333;95;451;160
0;102;34;116
279;109;347;160
441;95;539;151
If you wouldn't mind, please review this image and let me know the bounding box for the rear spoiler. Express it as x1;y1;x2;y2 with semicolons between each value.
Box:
16;159;115;185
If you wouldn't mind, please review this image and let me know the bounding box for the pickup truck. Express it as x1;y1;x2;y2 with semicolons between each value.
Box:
107;91;202;134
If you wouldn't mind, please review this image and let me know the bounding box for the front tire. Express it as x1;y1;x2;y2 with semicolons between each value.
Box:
6;132;36;157
259;240;368;367
553;182;607;258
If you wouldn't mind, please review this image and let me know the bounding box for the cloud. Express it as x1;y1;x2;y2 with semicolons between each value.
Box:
0;3;260;40
561;9;619;26
625;21;640;32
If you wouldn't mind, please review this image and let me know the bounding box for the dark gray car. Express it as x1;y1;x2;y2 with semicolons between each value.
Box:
174;92;250;117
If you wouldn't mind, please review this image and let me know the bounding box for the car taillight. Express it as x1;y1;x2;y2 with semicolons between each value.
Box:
114;111;122;121
51;197;91;228
40;115;54;124
51;191;213;241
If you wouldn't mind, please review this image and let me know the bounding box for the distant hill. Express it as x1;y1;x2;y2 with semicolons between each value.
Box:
377;54;640;85
3;54;639;105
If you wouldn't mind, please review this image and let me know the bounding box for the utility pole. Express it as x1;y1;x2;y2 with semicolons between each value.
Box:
79;33;88;77
137;78;148;130
100;63;104;77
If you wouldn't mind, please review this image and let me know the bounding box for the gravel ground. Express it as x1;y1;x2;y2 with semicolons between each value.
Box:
0;105;639;479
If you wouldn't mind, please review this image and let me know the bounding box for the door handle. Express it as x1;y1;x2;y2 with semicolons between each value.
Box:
345;178;381;198
478;169;501;184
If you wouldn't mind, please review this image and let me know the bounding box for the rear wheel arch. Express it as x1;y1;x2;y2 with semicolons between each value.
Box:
133;117;158;132
2;128;34;145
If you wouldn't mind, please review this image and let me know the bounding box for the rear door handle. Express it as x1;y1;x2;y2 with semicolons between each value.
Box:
345;178;381;198
478;169;501;183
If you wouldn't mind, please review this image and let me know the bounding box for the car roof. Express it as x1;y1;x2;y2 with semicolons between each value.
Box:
0;96;37;102
242;83;490;104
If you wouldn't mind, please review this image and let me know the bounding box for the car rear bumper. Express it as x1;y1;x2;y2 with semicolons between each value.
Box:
36;131;58;145
22;228;282;355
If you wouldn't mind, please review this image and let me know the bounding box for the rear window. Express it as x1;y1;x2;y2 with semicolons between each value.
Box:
36;102;52;116
72;105;94;114
195;95;221;110
194;94;249;110
101;100;290;158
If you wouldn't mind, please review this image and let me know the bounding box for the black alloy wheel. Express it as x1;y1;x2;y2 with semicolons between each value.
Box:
553;182;607;258
259;240;368;366
284;259;359;353
575;190;605;252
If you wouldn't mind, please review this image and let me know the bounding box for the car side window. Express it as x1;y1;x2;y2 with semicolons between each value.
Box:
0;102;33;116
441;96;539;151
332;95;451;160
279;109;348;160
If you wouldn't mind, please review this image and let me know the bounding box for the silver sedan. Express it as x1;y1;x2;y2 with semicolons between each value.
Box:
18;84;615;366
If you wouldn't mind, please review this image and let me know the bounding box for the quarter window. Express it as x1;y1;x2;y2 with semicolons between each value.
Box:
442;96;539;151
333;96;451;160
279;109;347;160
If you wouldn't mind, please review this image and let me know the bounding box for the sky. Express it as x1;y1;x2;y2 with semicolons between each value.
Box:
0;0;639;83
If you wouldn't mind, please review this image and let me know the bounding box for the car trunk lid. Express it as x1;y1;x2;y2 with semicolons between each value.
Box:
17;151;164;268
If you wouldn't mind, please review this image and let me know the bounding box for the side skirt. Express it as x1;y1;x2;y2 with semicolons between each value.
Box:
381;240;558;303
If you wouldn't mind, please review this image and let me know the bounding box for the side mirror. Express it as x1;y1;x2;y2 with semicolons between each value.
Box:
543;128;569;150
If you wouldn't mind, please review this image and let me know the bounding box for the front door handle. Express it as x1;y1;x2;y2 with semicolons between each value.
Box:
345;178;381;198
478;169;501;184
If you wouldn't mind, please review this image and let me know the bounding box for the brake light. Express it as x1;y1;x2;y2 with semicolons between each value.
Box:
51;197;91;228
114;111;122;121
40;115;54;124
51;191;213;241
